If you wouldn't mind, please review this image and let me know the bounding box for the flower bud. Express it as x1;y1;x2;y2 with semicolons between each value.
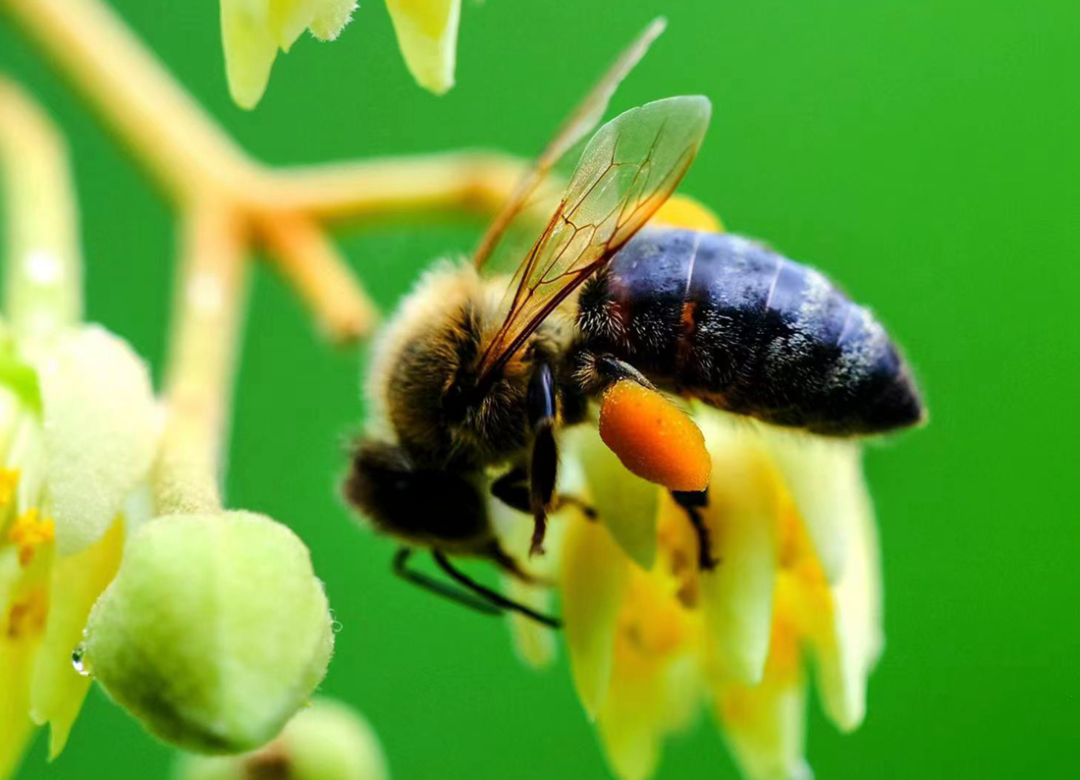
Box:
82;511;334;753
176;699;389;780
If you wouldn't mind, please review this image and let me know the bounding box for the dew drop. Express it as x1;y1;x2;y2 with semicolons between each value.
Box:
71;643;91;677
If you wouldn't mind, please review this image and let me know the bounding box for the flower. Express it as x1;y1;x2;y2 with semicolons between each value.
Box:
384;0;461;95
221;0;359;108
176;698;389;780
220;0;462;109
0;325;160;777
82;511;335;753
495;196;885;780
0;79;162;777
501;415;883;780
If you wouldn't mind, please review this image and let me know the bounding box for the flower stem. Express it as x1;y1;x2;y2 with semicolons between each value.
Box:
261;152;528;221
0;78;82;342
0;0;255;204
257;213;378;343
0;0;534;345
153;203;248;516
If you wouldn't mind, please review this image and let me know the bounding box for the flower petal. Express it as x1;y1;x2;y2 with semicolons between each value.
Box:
806;479;883;731
0;548;48;778
221;0;280;109
36;325;158;555
310;0;358;40
268;0;321;50
597;653;699;780
696;415;781;686
716;620;812;780
571;426;658;570
560;516;628;717
29;517;124;758
384;0;461;95
0;635;36;780
758;427;865;583
502;575;557;670
489;497;564;670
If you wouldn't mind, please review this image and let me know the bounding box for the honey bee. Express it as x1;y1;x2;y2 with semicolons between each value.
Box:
344;20;923;626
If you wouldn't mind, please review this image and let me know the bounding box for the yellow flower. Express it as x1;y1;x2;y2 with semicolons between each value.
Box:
0;78;160;778
0;327;159;778
220;0;462;109
221;0;359;108
500;414;883;780
384;0;461;95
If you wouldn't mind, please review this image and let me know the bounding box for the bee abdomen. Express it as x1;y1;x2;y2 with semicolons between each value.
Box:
577;228;923;436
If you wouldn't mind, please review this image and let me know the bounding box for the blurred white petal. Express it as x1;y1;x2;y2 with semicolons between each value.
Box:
561;517;628;717
758;427;865;583
571;426;658;570
695;415;780;686
385;0;461;95
36;325;158;555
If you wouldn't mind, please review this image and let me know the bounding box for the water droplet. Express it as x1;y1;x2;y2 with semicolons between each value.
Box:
71;643;91;677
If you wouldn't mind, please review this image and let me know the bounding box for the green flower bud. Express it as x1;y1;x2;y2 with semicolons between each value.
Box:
82;511;334;753
176;699;389;780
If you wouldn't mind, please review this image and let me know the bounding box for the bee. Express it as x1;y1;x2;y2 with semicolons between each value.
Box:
344;20;923;626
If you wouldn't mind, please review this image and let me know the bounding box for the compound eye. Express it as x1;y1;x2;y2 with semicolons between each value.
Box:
442;380;471;423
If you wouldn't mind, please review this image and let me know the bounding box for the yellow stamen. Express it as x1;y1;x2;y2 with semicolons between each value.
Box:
0;468;20;507
6;586;49;639
8;507;55;566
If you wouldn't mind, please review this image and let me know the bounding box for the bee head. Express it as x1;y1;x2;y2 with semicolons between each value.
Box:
343;440;492;552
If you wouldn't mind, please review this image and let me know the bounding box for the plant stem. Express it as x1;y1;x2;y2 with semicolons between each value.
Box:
0;0;536;345
262;153;528;221
0;78;82;343
0;0;255;204
153;203;247;516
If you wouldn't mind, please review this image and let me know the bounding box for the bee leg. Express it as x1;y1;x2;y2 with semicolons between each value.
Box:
552;495;598;520
492;467;596;520
433;551;562;629
570;347;657;396
491;467;531;514
392;547;502;616
528;363;559;557
671;489;720;571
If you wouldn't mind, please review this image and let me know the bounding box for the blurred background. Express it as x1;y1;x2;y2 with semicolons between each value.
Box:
1;0;1077;778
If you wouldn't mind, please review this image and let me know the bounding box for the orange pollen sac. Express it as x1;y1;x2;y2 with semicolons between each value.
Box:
8;508;55;567
598;380;711;492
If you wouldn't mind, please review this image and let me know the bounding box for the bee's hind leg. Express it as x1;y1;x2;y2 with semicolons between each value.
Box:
433;551;562;629
393;547;562;628
392;547;502;616
671;489;720;571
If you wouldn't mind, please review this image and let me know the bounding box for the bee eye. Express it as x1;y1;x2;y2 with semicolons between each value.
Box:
442;382;470;422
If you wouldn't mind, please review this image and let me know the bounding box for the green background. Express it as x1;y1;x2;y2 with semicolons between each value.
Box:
2;0;1077;778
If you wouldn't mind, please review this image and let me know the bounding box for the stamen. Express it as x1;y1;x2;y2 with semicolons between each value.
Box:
0;468;20;507
6;587;48;639
8;507;55;566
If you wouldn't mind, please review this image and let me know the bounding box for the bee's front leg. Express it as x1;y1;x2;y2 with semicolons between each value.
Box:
491;467;596;519
527;363;559;556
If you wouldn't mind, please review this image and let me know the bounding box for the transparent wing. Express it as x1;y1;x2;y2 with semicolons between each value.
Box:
472;17;667;272
477;96;712;380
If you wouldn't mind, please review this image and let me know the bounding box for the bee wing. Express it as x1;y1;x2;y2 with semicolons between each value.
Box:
472;17;667;273
477;95;712;380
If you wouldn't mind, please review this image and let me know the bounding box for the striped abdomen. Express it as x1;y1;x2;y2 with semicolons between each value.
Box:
576;227;923;436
